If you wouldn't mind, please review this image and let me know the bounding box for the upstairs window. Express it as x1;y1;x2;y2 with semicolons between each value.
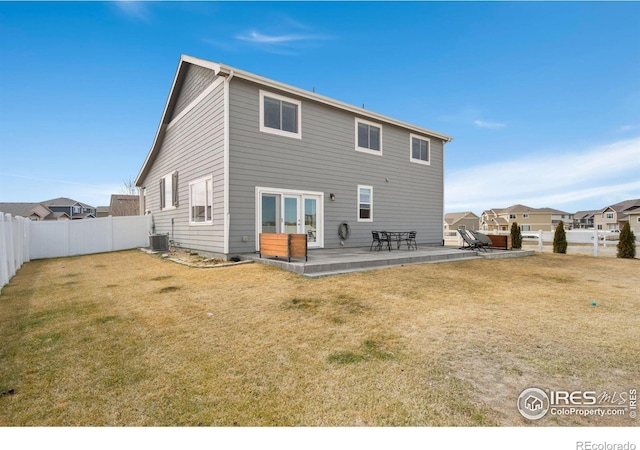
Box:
410;134;430;165
355;118;382;155
259;90;301;139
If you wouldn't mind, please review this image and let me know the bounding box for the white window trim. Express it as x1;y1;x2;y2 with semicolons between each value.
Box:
259;90;302;139
188;175;214;226
357;185;373;222
355;118;383;156
409;133;431;165
160;173;177;211
523;213;529;219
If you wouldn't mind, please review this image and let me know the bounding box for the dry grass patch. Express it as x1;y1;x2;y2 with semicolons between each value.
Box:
0;250;638;426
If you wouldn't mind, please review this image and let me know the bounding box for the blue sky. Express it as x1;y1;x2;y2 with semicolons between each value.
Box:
1;1;639;215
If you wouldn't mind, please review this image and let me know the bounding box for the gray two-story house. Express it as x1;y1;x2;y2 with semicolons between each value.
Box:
135;55;452;259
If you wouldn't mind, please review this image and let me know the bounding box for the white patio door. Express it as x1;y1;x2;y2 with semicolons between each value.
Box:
283;196;300;234
256;188;324;249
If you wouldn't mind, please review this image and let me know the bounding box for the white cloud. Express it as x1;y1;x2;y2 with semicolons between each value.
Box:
616;124;639;133
112;1;151;22
445;136;640;213
236;31;314;45
474;120;506;129
231;20;333;55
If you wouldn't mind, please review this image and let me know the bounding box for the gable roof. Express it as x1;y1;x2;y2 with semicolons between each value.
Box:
41;197;95;209
109;195;140;216
599;199;640;218
484;204;571;215
0;202;52;219
136;54;453;186
444;211;479;226
574;210;598;219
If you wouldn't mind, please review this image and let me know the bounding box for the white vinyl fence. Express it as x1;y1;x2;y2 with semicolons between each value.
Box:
1;214;151;293
1;213;30;293
445;229;638;257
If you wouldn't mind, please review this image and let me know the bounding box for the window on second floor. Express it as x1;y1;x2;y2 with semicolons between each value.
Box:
606;213;614;219
410;134;430;165
355;118;382;155
523;213;529;219
259;90;301;139
509;214;517;220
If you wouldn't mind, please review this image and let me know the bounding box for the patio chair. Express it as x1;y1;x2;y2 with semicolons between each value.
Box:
370;231;391;251
404;231;417;250
458;229;485;251
468;230;494;252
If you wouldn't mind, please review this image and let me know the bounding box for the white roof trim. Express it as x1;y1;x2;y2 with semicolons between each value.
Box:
136;54;453;186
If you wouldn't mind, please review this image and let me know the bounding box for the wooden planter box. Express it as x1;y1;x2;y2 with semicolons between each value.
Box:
486;234;512;250
259;233;308;262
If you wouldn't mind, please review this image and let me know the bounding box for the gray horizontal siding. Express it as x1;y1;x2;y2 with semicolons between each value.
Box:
139;76;226;256
228;78;444;254
170;63;218;122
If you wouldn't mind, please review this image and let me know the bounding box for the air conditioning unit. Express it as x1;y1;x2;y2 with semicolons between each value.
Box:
149;234;169;252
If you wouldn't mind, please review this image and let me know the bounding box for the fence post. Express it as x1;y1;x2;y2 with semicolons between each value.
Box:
108;216;114;252
6;214;16;279
538;230;543;252
65;219;72;257
0;213;9;290
594;229;599;257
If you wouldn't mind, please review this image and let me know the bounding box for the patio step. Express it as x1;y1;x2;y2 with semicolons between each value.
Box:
245;246;535;277
301;250;481;277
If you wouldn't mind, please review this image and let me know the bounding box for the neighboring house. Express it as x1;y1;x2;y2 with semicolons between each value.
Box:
96;206;110;218
444;212;480;231
573;210;597;229
627;209;640;235
109;195;140;217
41;197;96;219
0;202;70;221
481;204;572;232
593;199;640;231
135;55;453;259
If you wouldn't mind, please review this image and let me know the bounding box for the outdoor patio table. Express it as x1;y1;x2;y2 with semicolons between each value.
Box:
384;231;409;250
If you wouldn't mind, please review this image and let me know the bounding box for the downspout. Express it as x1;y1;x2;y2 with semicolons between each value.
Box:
223;70;234;256
442;138;447;246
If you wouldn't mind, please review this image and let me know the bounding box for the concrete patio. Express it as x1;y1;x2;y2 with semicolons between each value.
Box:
243;245;535;277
